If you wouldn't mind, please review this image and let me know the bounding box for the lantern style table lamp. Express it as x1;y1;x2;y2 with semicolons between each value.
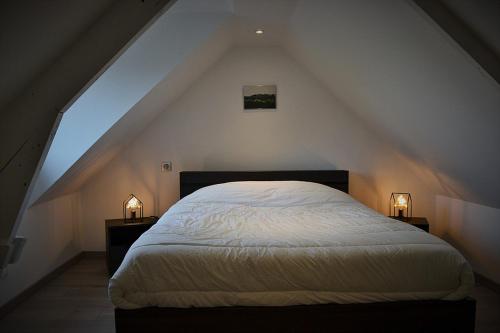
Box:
390;192;412;220
388;192;429;231
123;194;143;222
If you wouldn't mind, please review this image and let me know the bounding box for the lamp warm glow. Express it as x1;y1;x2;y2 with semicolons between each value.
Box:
394;194;407;218
255;29;264;35
390;192;412;219
394;194;408;209
123;194;143;222
126;196;141;210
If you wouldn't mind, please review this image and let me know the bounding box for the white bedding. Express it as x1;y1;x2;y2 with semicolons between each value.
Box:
109;181;474;309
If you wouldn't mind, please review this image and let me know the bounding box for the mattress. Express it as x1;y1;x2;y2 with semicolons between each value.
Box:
109;181;474;309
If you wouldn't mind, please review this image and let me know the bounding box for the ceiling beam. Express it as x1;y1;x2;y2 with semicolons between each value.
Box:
414;0;500;86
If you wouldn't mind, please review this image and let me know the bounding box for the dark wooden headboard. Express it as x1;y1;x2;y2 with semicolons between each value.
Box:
179;170;349;199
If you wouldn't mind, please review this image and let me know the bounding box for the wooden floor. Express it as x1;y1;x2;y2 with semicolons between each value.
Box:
0;255;499;333
0;255;113;333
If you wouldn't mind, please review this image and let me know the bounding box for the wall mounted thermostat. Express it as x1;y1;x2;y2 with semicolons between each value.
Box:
161;161;172;172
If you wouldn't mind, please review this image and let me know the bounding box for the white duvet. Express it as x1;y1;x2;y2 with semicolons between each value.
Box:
109;181;474;309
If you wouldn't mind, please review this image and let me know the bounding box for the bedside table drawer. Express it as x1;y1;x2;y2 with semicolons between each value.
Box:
108;225;151;246
105;217;157;276
108;246;129;275
388;216;429;233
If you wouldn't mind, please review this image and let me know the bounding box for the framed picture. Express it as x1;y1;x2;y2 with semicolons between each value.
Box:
242;85;277;111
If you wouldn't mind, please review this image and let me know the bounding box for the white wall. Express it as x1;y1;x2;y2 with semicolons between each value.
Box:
0;193;81;307
284;0;500;283
435;196;500;282
79;46;435;251
287;0;500;209
78;46;500;284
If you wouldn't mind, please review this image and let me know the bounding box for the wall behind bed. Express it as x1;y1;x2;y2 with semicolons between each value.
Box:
78;45;500;283
79;46;434;249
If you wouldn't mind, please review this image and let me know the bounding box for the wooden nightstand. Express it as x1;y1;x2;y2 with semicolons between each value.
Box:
105;216;158;276
389;216;429;232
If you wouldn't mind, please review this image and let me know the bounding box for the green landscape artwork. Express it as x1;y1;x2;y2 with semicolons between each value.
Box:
243;85;277;110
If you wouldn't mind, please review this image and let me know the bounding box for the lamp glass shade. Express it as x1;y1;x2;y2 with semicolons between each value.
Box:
394;194;408;209
126;196;141;210
390;192;412;219
123;194;143;222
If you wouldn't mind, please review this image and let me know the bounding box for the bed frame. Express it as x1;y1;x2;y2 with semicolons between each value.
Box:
179;170;349;198
115;170;476;333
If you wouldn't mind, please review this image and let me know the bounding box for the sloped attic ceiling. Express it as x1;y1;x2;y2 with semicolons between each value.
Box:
0;0;116;111
287;0;500;208
30;0;296;205
31;0;500;210
29;0;235;204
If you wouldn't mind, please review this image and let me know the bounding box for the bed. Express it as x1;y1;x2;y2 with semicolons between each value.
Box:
111;170;476;333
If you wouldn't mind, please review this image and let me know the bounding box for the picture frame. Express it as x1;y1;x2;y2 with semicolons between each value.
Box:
242;85;277;111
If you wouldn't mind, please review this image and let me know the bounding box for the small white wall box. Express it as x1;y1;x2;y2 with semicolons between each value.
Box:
161;161;172;172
